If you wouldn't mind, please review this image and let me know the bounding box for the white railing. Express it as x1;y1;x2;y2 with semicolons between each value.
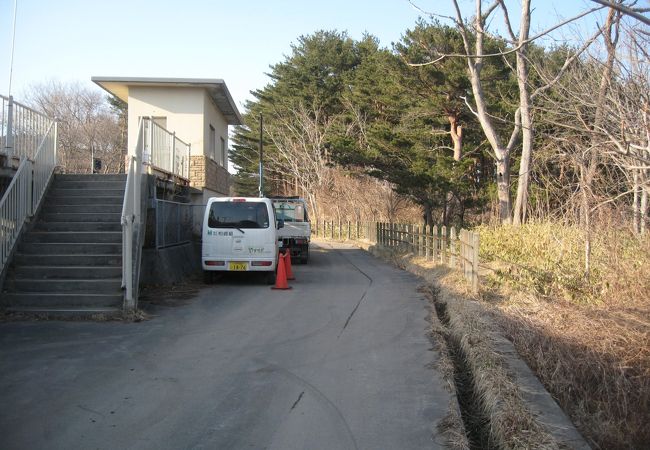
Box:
142;117;190;179
1;95;53;162
1;159;32;271
31;122;57;212
121;120;144;309
0;121;57;274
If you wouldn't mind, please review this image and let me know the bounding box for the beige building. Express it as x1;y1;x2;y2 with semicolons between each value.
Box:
92;77;242;201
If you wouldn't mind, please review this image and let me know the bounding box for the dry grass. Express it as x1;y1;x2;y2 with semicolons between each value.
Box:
366;244;558;449
478;223;650;449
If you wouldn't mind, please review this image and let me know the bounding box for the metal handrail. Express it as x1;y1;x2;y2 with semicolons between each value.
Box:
121;119;144;309
1;94;53;161
30;121;57;212
0;158;31;271
0;116;57;276
143;117;191;179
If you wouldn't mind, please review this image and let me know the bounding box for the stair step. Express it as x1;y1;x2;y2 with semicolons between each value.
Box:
12;254;122;266
3;293;123;308
24;231;122;244
5;278;122;293
12;266;122;279
33;222;121;232
48;188;125;197
46;196;123;205
19;242;121;255
51;180;126;190
4;306;123;318
41;212;121;223
42;204;122;214
55;174;126;182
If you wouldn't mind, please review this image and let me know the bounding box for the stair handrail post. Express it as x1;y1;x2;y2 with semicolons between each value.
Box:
171;131;176;175
5;95;14;164
148;116;154;165
187;143;191;179
5;95;14;160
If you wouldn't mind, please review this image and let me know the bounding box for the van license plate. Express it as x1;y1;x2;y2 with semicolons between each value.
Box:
229;262;247;271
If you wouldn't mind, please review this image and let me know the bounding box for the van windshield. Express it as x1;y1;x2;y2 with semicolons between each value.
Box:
209;202;270;229
273;201;307;223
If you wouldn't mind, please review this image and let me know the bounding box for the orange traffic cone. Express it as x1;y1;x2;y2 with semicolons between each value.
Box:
272;252;292;290
284;251;295;280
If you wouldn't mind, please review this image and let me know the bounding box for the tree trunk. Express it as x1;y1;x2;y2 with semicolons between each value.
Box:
448;114;463;161
512;0;532;227
513;107;533;226
633;170;640;234
642;184;648;235
445;113;463;226
423;204;433;227
582;184;592;281
496;155;512;224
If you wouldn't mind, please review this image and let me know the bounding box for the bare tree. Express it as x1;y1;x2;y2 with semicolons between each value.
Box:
263;101;334;221
24;80;124;173
408;0;607;224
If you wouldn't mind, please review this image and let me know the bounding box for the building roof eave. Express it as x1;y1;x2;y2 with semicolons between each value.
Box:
91;76;243;125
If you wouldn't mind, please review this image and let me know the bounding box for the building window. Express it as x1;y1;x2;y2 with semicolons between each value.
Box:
220;137;226;167
209;125;216;161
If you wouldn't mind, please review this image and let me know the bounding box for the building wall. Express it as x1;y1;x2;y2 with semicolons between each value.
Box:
202;92;229;167
127;87;204;157
189;155;229;196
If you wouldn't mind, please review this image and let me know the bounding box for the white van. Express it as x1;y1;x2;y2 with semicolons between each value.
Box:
202;197;281;283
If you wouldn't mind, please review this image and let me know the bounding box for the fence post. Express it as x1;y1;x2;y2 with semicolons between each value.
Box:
463;230;470;283
413;224;418;254
450;227;457;269
458;228;467;277
440;226;447;265
472;232;480;293
422;225;426;257
432;225;438;262
410;224;415;253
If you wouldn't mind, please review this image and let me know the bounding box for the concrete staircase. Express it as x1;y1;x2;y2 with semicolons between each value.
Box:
2;174;126;315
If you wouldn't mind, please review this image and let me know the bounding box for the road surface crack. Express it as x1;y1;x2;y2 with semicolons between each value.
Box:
330;245;373;337
290;391;305;411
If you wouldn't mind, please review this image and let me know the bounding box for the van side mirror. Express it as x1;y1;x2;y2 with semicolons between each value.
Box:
277;219;285;229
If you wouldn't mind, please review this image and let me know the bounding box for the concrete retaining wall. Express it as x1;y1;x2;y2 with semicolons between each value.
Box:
139;242;202;286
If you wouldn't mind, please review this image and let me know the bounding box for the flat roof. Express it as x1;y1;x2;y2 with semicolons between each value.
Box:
91;76;243;125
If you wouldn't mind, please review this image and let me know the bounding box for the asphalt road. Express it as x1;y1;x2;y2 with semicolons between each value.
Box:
0;241;455;450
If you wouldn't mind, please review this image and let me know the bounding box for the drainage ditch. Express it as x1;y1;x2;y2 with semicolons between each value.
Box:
427;285;498;450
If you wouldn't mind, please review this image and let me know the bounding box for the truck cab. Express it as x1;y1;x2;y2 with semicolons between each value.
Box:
272;197;311;264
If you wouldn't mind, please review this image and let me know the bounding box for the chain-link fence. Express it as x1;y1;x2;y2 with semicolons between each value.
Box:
155;200;200;249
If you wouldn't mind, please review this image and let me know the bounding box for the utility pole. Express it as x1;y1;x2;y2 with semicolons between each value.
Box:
4;0;18;164
258;114;264;197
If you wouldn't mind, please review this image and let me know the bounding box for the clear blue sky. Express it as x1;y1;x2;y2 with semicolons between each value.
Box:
1;0;604;111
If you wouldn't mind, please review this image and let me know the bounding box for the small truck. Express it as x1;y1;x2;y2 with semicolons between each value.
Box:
271;197;311;263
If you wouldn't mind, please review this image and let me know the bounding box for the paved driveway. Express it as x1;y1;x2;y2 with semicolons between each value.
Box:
0;241;455;449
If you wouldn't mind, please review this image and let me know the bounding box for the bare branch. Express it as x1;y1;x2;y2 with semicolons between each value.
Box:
404;4;606;67
590;0;650;26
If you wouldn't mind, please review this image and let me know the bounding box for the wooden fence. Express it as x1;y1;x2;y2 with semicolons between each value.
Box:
313;220;479;293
